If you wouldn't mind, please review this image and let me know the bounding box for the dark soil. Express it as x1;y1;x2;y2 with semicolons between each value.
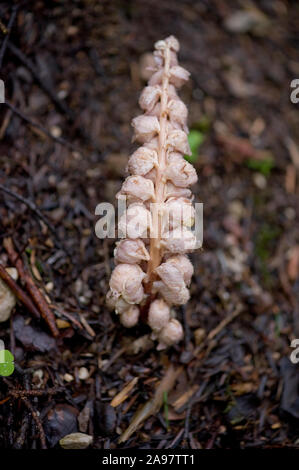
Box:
0;0;299;449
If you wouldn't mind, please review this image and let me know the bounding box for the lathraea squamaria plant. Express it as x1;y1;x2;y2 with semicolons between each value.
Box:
106;36;198;349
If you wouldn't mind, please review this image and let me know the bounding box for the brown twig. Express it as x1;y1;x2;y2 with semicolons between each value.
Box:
119;365;182;443
7;42;102;154
207;304;243;341
3;237;59;337
0;181;64;251
5;101;79;151
7;42;73;119
0;264;40;319
0;4;18;70
19;395;47;449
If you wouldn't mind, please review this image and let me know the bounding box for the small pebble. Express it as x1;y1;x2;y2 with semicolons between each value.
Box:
194;328;206;346
78;367;89;380
50;125;62;138
45;282;54;292
253;172;267;189
64;373;74;383
59;432;93;449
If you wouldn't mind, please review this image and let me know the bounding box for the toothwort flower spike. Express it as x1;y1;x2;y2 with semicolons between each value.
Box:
107;36;198;349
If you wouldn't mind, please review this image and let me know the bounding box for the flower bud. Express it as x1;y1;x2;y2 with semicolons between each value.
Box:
165;35;180;52
165;182;192;199
144;168;157;183
164;197;195;230
168;98;188;132
115;297;131;314
118;203;151;239
109;263;146;304
147;102;161;118
153;280;190;305
157;319;184;349
132;115;160;143
144;136;159;151
164;255;194;286
148;299;170;332
153;50;178;68
114;239;150;264
148;69;163;86
169;66;190;88
167;130;191;155
106;289;119;311
120;305;140;328
161;227;197;254
127;147;158;176
154;261;190;305
155;261;185;290
166;153;197;187
118;175;155;202
139;86;161;111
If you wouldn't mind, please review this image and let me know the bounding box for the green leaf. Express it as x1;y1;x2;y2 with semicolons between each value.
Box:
185;130;204;163
246;156;274;176
0;349;14;377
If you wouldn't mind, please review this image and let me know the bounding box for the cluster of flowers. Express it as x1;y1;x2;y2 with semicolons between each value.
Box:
106;36;198;349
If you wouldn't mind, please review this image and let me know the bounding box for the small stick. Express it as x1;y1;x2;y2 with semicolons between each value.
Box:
0;4;18;70
5;101;79;151
0;264;40;319
3;238;59;337
19;395;47;449
8;42;73;119
7;42;102;154
207;304;243;341
0;181;63;249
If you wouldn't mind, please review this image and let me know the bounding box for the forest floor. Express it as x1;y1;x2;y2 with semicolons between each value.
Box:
0;0;299;449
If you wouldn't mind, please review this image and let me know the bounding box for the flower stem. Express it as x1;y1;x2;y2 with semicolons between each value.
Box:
145;44;171;293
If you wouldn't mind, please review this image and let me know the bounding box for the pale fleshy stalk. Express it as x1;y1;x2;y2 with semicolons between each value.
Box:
145;44;171;292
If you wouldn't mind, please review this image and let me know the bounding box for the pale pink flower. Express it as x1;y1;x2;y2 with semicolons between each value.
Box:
169;66;190;88
148;299;170;331
153;280;190;305
165;182;192;199
114;239;150;264
161;227;197;254
167;129;191;155
164;254;194;286
109;263;146;304
144;136;159;151
155;260;185;291
132;115;160;143
139;86;161;112
154;50;178;68
166;153;197;187
164;197;195;230
118;175;155;202
157;319;184;349
127;147;158;176
114;297;131;315
120;305;140;328
148;69;163;86
168;98;188;132
143;168;157;183
118;203;151;239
